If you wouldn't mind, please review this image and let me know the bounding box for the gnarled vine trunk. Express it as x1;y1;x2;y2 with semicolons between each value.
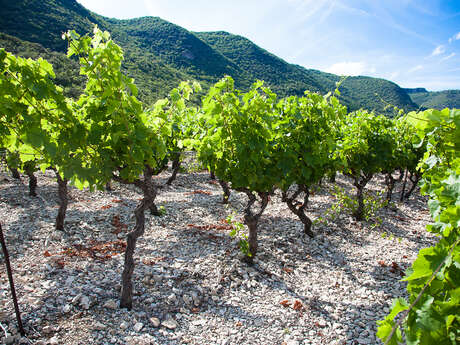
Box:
149;202;160;216
240;190;269;264
10;167;20;179
119;166;156;310
55;173;68;231
352;173;373;221
405;172;421;199
218;180;231;204
282;184;314;238
328;172;336;183
25;163;37;197
400;169;408;202
166;154;181;185
105;181;112;191
385;173;396;202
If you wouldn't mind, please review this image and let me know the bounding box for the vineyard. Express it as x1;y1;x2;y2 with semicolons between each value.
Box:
0;27;459;344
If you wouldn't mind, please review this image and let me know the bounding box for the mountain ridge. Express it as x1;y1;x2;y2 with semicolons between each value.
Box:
0;0;457;112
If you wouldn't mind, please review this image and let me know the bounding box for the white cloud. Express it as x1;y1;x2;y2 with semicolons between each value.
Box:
408;65;423;73
431;45;445;56
441;53;456;61
448;32;460;43
325;61;373;76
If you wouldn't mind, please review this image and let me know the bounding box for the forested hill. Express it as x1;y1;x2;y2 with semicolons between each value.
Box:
0;0;455;113
196;31;417;112
403;88;460;110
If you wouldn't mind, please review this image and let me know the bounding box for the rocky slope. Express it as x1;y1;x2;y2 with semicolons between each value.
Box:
0;166;435;345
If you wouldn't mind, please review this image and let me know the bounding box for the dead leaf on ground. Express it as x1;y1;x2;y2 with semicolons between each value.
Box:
60;239;126;261
280;300;291;307
186;190;212;196
293;300;303;311
142;257;166;265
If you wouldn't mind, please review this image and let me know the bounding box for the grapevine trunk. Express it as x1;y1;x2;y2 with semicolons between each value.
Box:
353;185;365;221
105;182;112;191
166;154;181;185
283;186;314;238
405;172;421;199
25;164;37;197
120;166;156;310
400;169;408;202
385;173;395;202
10;167;20;179
149;202;160;216
55;173;68;231
241;191;269;264
244;215;258;264
218;180;231;204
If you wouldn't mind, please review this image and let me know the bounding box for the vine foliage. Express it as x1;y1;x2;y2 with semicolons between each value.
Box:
377;108;460;345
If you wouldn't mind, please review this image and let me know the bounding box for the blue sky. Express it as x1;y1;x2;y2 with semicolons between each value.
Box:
77;0;460;91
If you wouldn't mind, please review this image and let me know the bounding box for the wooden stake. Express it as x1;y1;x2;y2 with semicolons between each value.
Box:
0;224;25;336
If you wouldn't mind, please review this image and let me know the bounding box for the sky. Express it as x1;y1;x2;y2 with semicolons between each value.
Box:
76;0;460;91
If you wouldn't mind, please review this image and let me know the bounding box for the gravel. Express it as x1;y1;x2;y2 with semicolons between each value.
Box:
0;167;436;345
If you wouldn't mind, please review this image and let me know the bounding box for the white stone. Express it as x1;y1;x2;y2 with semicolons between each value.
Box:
71;293;82;305
167;293;177;304
182;294;193;306
94;322;106;331
150;317;160;328
161;319;178;330
133;322;144;332
49;336;60;345
103;299;118;309
80;295;91;310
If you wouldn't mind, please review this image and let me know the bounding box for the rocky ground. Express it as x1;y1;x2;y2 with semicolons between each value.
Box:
0;165;436;345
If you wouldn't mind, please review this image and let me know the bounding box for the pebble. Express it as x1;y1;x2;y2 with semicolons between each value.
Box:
103;299;118;309
0;170;435;345
150;317;161;328
48;336;59;345
93;322;106;331
162;319;179;330
80;295;91;309
62;304;71;313
133;322;144;332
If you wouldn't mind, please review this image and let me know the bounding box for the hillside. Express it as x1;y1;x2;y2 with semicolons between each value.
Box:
0;0;198;104
0;0;435;113
196;31;417;113
404;89;460;110
0;33;85;99
195;31;324;95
